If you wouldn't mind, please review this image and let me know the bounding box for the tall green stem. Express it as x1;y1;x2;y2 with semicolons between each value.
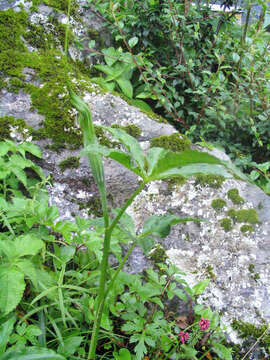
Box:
88;182;145;359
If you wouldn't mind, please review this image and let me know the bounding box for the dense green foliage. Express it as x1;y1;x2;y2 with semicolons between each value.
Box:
0;138;238;359
89;0;270;193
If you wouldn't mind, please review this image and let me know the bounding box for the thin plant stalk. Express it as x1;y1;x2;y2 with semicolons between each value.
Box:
88;181;145;359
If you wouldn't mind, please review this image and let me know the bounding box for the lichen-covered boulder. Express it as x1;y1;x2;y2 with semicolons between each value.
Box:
1;0;270;348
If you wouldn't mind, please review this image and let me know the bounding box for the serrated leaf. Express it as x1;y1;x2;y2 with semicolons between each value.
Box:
10;167;27;187
14;235;44;258
102;47;121;67
0;317;16;354
212;343;232;360
192;279;210;296
133;335;147;360
0;267;25;314
94;64;114;76
0;347;66;360
232;52;240;63
15;259;38;288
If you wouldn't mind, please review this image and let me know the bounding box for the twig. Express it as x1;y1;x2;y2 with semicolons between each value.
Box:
241;326;269;360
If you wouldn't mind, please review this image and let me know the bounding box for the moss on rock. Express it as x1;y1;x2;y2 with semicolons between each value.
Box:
195;173;225;189
150;133;191;152
211;198;227;211
59;156;80;171
111;123;141;138
227;208;260;225
240;224;254;233
220;218;233;232
227;188;244;205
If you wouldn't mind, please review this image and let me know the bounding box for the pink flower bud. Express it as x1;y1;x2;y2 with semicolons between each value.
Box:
178;331;189;344
199;317;210;330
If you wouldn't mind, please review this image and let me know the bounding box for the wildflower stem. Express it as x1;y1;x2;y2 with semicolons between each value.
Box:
88;182;145;359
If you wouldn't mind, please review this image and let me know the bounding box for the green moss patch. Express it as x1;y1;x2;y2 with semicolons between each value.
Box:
231;320;270;356
150;133;191;152
111;123;141;138
227;188;244;205
240;224;254;233
220;218;233;232
211;198;227;211
0;116;30;141
59;156;80;171
195;174;225;189
227;208;260;225
0;7;97;149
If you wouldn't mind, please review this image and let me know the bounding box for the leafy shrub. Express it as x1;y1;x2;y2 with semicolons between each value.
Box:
89;0;270;187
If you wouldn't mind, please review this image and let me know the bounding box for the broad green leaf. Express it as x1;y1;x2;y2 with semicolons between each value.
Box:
116;78;133;99
57;336;83;357
13;235;44;258
113;348;131;360
21;142;42;158
212;343;232;360
137;236;155;254
0;267;25;314
94;64;114;76
10;167;27;187
102;47;121;67
60;245;76;263
80;144;136;175
0;143;10;157
129;99;153;112
102;127;145;173
192;279;210;296
91;77;115;92
128;36;138;48
0;317;16;354
232;52;240;63
141;215;199;239
181;344;198;359
147;148;229;181
0;347;66;360
68;90;107;214
146;147;168;177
